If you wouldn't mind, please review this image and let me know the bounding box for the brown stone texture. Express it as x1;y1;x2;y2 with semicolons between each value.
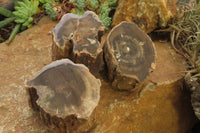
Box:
0;16;197;132
112;0;178;33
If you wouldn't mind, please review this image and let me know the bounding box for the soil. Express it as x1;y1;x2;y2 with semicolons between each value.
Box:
0;16;198;133
0;23;14;43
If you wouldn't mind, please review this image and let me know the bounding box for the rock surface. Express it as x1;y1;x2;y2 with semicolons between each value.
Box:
0;16;197;133
0;16;57;133
112;0;178;33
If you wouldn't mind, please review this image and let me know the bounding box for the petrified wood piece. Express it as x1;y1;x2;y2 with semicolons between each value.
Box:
184;73;200;120
104;21;156;90
52;11;105;75
26;59;101;132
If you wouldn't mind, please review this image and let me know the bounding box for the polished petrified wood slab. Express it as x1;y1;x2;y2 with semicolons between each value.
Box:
26;59;101;132
52;11;105;76
104;21;156;90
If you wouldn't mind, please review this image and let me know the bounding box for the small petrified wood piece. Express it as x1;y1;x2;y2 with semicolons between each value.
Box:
26;59;101;132
52;11;105;75
104;21;156;90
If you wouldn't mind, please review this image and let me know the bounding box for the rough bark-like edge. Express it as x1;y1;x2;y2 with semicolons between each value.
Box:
52;36;73;61
27;87;86;133
51;11;105;76
184;73;200;120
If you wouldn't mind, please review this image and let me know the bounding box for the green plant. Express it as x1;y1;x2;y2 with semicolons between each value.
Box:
0;7;14;18
8;24;21;43
0;0;39;44
87;0;99;11
99;13;111;30
13;0;39;29
99;3;110;15
0;17;15;28
71;8;85;15
73;0;87;10
0;7;15;29
0;0;60;44
98;3;112;29
71;0;118;30
159;2;200;78
99;0;118;7
39;0;58;20
0;38;4;42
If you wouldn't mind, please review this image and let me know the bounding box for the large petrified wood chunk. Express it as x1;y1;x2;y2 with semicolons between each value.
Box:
104;21;156;90
26;59;101;132
52;11;105;75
